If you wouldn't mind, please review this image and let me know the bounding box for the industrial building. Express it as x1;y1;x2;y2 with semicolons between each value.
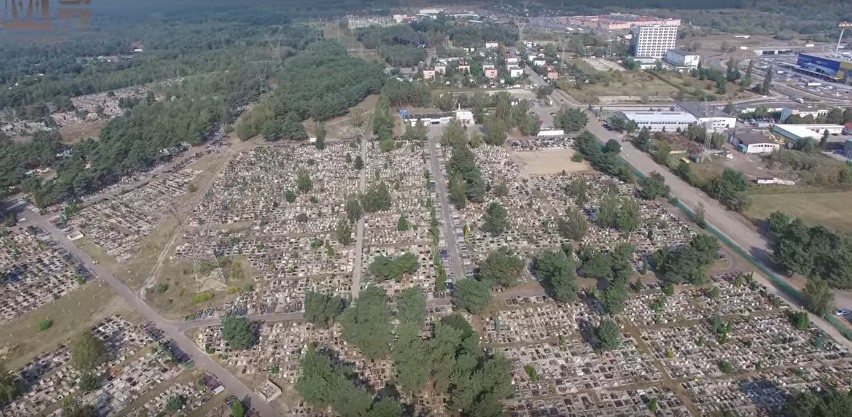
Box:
633;23;679;60
727;130;780;154
794;53;852;84
779;105;829;122
614;110;697;132
772;124;845;142
665;49;700;71
676;102;736;132
403;109;474;126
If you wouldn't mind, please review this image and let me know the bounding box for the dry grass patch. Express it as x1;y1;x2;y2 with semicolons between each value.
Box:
746;191;852;233
0;283;134;369
511;149;590;176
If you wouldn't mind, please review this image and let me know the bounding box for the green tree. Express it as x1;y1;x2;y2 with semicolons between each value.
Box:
483;115;507;146
70;330;107;371
78;372;99;392
296;168;313;193
396;286;427;326
165;395;186;413
604;139;621;154
451;278;493;314
284;189;296;203
335;218;352;245
339;286;394;359
789;311;810;330
481;202;509;236
0;362;19;407
558;208;588;241
632;127;651;151
221;315;255;350
231;400;245;417
638;172;669;200
397;212;410;231
304;292;344;328
391;322;430;394
789;387;852;417
478;247;525;287
534;250;577;303
368;252;419;282
595;318;620;351
315;121;326;150
354;155;364;170
803;278;835;317
554;107;588;132
706;169;750;211
60;398;96;417
345;196;363;223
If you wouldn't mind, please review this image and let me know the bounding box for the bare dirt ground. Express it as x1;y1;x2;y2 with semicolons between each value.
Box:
511;148;590;176
59;119;107;144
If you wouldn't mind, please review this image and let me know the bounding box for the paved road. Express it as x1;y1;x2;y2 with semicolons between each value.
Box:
351;134;368;299
426;127;466;280
547;88;852;347
19;207;282;417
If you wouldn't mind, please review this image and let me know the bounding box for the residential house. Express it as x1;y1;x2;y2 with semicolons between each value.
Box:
483;65;498;79
422;69;436;80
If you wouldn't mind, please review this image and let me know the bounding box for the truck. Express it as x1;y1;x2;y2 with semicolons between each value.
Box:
806;82;822;87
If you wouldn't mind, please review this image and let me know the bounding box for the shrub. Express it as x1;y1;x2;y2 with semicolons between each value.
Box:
191;292;214;304
524;365;538;382
37;319;53;332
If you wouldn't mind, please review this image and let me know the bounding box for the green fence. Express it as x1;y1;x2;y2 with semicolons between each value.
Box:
587;130;852;340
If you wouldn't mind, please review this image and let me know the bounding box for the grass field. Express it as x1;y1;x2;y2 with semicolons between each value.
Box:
746;191;852;233
561;69;678;104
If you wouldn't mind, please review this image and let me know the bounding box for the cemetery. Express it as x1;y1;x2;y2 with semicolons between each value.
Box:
3;316;216;417
0;223;89;324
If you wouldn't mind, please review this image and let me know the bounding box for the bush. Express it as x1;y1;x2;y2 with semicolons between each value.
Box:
718;360;735;374
191;292;214;304
36;318;53;332
524;365;538;381
155;283;169;293
78;372;99;392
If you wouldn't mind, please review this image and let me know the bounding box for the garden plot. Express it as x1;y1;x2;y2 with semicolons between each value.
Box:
0;226;88;324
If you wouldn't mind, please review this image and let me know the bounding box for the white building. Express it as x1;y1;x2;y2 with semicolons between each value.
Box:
454;109;474;125
676;102;736;132
779;105;829;122
615;110;697;132
506;57;519;65
772;124;845;142
508;66;524;78
665;49;700;71
633;23;679;60
485;41;499;49
728;130;780;154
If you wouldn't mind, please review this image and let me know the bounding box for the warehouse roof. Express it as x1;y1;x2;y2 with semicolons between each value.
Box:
731;130;775;145
676;101;731;118
617;110;697;124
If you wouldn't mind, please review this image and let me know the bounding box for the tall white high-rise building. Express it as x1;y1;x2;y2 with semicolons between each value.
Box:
633;23;679;60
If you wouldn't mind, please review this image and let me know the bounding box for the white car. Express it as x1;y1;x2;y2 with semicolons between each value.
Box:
835;309;850;317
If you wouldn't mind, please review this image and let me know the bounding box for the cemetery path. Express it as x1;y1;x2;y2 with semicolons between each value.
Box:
549;88;852;350
175;312;304;331
427;127;467;281
351;134;368;299
23;208;283;417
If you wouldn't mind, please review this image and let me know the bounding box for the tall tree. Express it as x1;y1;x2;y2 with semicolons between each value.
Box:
396;286;426;326
803;278;835;317
70;330;107;371
451;278;493;314
339;286;393;359
534;250;577;303
481;202;509;236
221;315;256;350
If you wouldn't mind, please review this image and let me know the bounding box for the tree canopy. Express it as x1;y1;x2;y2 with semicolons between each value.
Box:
368;252;420;282
304;291;345;328
339;286;394;359
221;315;256;350
70;330;108;371
768;211;852;289
451;278;493;314
478;247;525;288
534;249;578;303
652;234;720;285
481;202;509;236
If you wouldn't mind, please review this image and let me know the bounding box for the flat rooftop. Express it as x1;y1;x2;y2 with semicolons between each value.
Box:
731;130;775;145
676;102;730;118
618;110;697;124
773;124;844;140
